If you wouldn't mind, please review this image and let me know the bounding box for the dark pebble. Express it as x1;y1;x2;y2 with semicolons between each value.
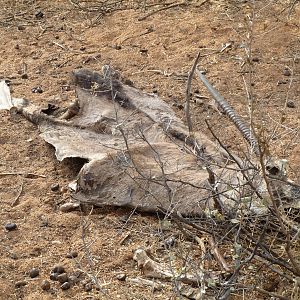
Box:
80;46;86;51
17;25;25;31
35;11;44;19
116;273;126;281
5;223;17;231
283;68;291;76
50;272;59;281
52;265;65;274
32;86;43;93
287;100;295;108
124;79;133;86
57;273;69;284
165;236;176;248
69;275;80;285
15;280;27;288
29;268;40;278
66;251;78;259
61;282;71;290
84;282;92;292
41;280;51;291
50;183;60;192
252;57;260;62
21;73;28;79
113;44;122;50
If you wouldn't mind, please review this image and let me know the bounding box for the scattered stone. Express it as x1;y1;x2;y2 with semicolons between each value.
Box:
252;57;260;62
50;273;59;281
68;275;80;285
66;251;78;259
164;236;176;248
15;280;27;288
59;202;80;213
119;214;130;223
287;100;295;108
160;219;172;231
35;11;44;19
32;86;43;93
5;223;17;231
52;265;66;274
124;79;134;86
15;44;20;50
116;273;126;281
283;68;291;76
29;268;40;278
9;252;18;260
84;282;92;292
17;25;25;31
21;73;28;79
57;273;69;284
61;282;71;290
41;280;51;291
80;46;86;51
140;49;148;55
50;183;60;192
113;44;122;50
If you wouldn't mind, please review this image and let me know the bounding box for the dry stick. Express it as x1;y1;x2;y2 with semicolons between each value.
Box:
218;217;269;300
185;51;201;135
208;236;231;272
258;148;300;276
80;207;105;292
11;182;24;207
138;1;186;21
237;284;290;300
0;172;46;178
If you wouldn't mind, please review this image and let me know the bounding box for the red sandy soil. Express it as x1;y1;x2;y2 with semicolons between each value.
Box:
0;1;299;299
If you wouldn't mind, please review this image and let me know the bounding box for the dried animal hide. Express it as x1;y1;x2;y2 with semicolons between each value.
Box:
0;68;298;216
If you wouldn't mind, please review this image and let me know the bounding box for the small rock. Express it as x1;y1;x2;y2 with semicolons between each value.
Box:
283;68;291;76
80;46;86;51
35;11;44;19
252;57;260;62
5;223;17;231
29;268;40;278
17;25;25;31
61;282;71;290
116;273;126;281
165;236;176;248
50;273;59;281
15;44;20;50
84;282;92;292
124;79;133;86
15;280;27;288
68;275;80;285
113;44;122;50
59;202;80;213
21;73;28;79
66;251;78;259
287;100;295;108
32;86;43;93
57;273;69;284
50;183;59;192
41;280;51;291
160;219;172;231
140;49;148;55
52;265;66;274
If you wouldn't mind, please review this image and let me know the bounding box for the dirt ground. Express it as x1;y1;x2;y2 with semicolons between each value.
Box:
0;1;299;299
